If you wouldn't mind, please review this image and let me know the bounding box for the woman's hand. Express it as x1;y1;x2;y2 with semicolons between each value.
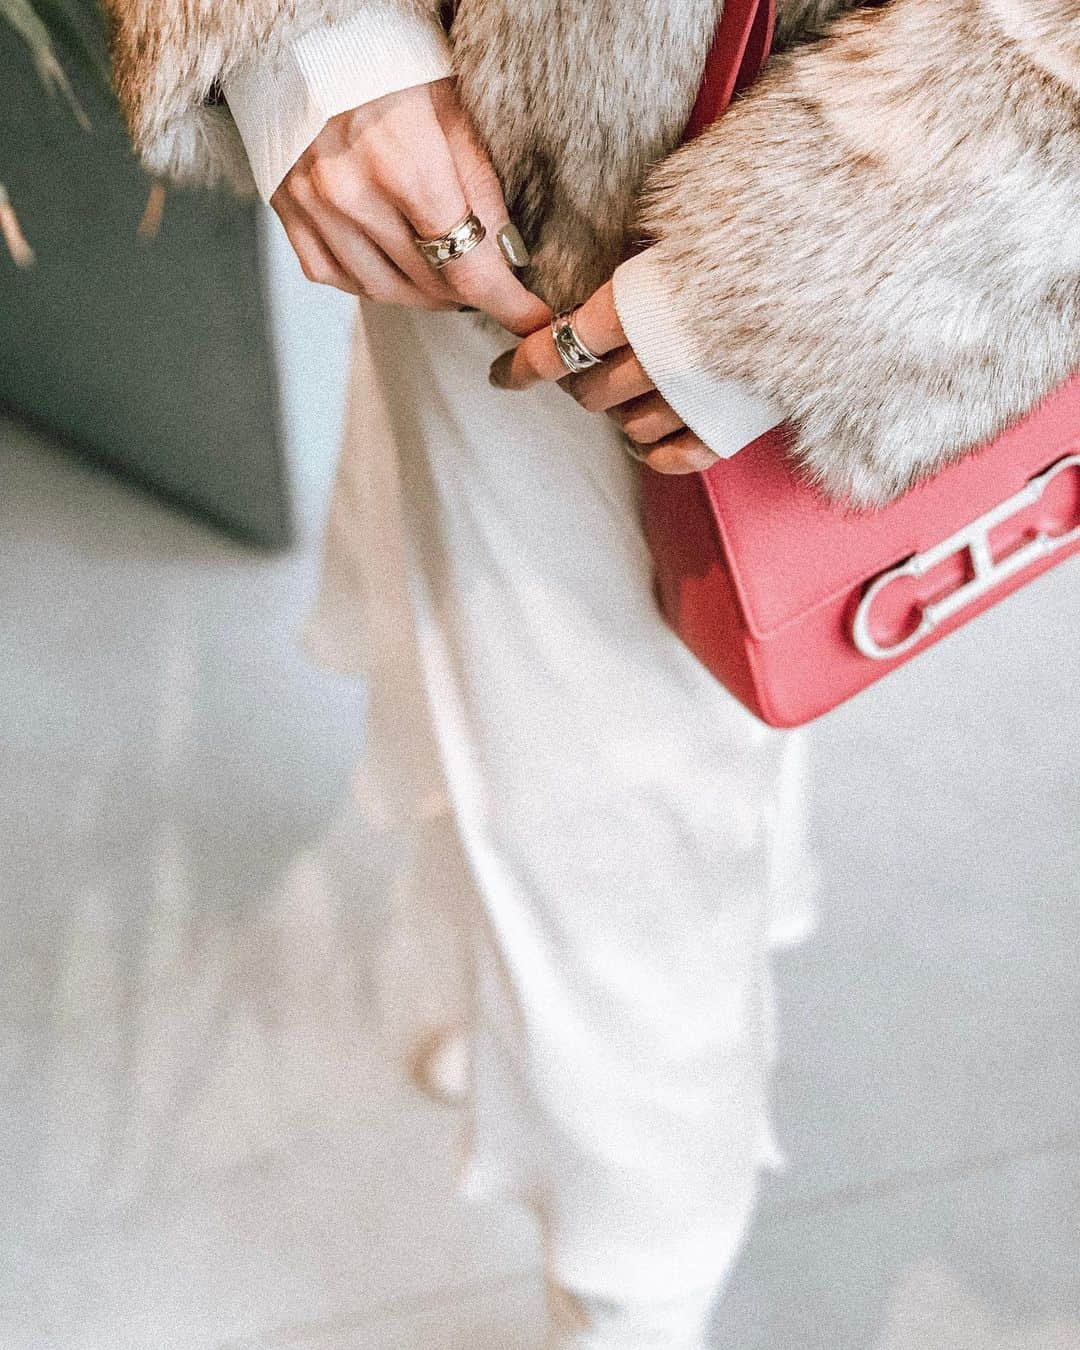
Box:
488;281;720;473
271;78;550;337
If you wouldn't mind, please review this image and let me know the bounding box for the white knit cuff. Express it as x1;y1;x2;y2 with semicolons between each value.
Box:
223;5;454;202
612;249;785;460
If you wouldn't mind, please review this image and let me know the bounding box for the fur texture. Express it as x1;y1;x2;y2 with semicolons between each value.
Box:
102;0;443;189
450;0;723;309
773;0;863;48
102;0;1080;506
637;0;1080;505
449;1;866;308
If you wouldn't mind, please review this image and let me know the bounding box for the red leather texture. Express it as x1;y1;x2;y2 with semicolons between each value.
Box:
644;0;1080;727
644;378;1080;726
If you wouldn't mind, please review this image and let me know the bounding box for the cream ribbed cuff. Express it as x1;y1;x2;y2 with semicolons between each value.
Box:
223;5;454;202
612;249;784;461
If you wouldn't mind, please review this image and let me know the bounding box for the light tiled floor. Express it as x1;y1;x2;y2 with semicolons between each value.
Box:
3;233;1080;1348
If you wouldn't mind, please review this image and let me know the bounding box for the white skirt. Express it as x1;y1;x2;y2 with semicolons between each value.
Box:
303;302;820;1300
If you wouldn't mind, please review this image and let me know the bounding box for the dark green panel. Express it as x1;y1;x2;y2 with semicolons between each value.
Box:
0;6;293;549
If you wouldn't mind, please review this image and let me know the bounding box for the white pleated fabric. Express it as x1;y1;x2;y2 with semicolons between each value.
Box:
303;302;820;1303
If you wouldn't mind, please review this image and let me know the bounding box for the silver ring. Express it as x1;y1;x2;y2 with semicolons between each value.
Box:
551;308;604;375
414;211;487;270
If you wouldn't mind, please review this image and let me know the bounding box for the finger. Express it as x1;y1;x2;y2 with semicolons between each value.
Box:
610;392;686;445
280;187;455;308
327;80;545;333
435;212;551;336
564;346;655;413
289;94;467;306
489;281;626;389
436;235;550;336
273;198;360;294
382;134;547;333
432;82;549;335
323;195;455;303
631;430;722;475
323;223;457;310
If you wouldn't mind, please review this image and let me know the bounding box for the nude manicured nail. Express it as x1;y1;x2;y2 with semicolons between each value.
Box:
496;223;531;268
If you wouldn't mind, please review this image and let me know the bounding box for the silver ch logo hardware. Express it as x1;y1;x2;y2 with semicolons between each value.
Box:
852;453;1080;661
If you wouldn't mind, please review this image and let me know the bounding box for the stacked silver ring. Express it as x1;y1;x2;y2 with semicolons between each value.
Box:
551;309;604;375
414;211;487;270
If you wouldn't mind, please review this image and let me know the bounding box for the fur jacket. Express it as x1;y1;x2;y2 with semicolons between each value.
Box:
103;0;1080;506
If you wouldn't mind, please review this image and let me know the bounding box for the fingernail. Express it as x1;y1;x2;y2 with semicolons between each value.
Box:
496;223;531;268
489;353;512;388
624;438;651;463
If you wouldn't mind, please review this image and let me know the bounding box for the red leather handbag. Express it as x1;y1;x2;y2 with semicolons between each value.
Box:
643;0;1080;728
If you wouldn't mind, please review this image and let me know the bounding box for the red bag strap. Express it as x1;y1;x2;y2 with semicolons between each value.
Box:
684;0;777;140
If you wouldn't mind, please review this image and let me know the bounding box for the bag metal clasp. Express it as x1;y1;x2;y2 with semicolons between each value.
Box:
852;453;1080;661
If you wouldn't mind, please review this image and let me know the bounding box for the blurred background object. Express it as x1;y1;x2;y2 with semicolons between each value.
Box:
0;0;292;548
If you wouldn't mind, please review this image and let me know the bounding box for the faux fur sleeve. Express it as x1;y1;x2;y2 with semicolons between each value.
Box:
773;0;864;49
102;0;444;190
635;0;1080;507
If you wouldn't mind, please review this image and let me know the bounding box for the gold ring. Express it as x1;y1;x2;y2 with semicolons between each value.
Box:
414;211;486;269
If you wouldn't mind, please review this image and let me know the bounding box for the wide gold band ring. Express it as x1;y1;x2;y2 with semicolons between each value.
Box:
414;211;487;270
